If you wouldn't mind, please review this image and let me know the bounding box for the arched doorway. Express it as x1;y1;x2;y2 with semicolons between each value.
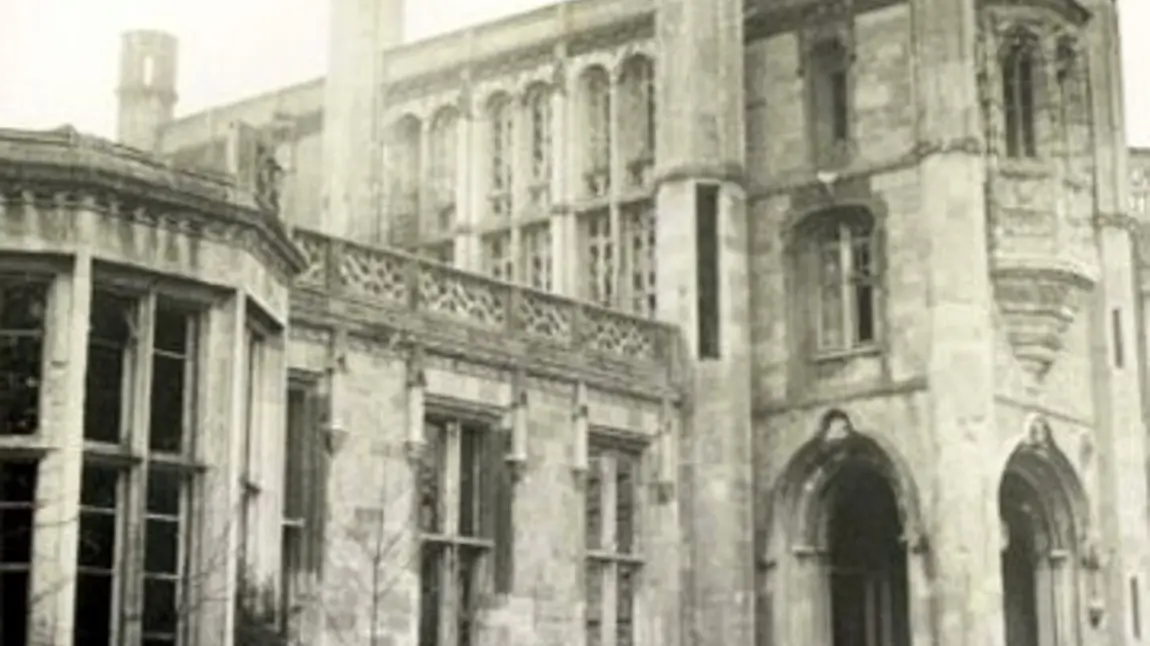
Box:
826;461;910;646
765;410;922;646
998;421;1088;646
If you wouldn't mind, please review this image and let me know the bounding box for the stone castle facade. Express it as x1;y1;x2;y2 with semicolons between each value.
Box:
1;0;1149;644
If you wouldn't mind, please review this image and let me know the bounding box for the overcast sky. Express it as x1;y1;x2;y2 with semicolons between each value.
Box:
0;0;1147;145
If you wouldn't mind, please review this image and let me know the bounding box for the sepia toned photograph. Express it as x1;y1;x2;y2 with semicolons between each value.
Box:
1;0;1149;644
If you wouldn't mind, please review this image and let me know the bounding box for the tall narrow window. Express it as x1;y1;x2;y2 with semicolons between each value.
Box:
585;440;644;646
0;277;47;436
625;202;657;318
85;291;135;444
418;415;513;646
389;116;423;246
428;107;460;235
1003;32;1039;159
620;56;656;189
582;210;615;306
582;67;612;198
696;185;720;359
481;232;514;282
805;208;879;354
1112;308;1125;369
1132;576;1142;640
488;93;514;220
237;325;265;590
282;381;316;635
522;223;553;291
526;84;553;210
76;289;200;646
0;460;37;646
809;39;851;167
74;464;120;646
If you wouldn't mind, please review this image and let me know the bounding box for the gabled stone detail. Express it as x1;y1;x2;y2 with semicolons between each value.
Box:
992;256;1095;380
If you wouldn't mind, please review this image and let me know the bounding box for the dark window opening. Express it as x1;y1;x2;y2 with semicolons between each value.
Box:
143;467;182;646
810;211;879;354
85;291;135;443
1133;576;1142;640
585;441;644;646
1003;36;1039;158
149;300;194;454
830;70;849;142
696;184;720;359
74;463;120;646
0;461;38;646
0;279;47;436
810;39;851;163
1113;308;1125;369
829;464;910;646
418;416;512;645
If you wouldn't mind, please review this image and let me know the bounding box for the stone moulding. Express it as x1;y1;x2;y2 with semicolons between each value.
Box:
289;227;688;400
992;255;1096;380
0;126;307;279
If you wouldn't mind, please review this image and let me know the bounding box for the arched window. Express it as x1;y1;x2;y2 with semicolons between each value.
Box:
1002;31;1040;159
581;66;612;198
620;55;655;188
428;106;459;234
799;208;879;353
808;38;851;167
525;83;552;208
488;92;514;219
388;115;422;243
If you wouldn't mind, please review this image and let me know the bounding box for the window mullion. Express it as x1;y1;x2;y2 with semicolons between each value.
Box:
444;422;461;537
121;291;156;646
602;456;618;552
839;227;854;348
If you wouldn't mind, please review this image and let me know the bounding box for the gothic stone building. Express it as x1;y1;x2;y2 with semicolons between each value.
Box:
1;0;1148;644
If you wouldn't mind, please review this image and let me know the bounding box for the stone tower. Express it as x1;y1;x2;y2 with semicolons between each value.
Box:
654;0;754;644
116;30;178;152
321;0;404;241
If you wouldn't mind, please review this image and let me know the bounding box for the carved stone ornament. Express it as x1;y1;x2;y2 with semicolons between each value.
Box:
818;409;855;444
992;258;1095;380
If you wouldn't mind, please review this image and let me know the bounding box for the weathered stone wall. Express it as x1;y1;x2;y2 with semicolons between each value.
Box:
286;324;681;646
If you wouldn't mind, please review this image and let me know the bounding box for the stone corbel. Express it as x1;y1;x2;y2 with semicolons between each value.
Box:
505;368;530;481
404;344;427;465
571;381;590;483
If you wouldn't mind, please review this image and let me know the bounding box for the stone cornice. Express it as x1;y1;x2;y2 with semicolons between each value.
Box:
0;126;308;280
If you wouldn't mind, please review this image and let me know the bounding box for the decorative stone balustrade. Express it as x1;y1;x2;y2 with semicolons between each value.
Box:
291;227;684;382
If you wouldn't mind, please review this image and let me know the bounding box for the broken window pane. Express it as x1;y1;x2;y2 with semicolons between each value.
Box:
0;279;47;436
0;460;37;646
85;291;135;443
150;301;194;453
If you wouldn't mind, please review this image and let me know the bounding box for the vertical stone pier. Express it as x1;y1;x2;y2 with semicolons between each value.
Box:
654;0;754;644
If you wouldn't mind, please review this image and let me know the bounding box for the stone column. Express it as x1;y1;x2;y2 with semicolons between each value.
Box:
27;252;92;646
911;0;1003;641
549;58;569;296
321;0;404;241
653;0;752;644
1081;0;1150;640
